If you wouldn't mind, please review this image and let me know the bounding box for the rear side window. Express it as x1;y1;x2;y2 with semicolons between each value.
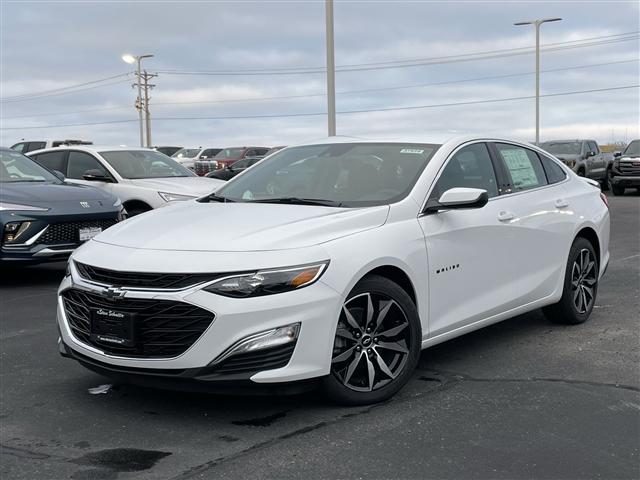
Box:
11;143;27;153
588;141;598;153
67;151;109;179
494;143;548;192
28;142;46;152
539;154;567;184
31;150;67;173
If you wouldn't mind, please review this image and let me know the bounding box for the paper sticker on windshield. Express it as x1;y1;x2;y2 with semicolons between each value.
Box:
400;148;424;154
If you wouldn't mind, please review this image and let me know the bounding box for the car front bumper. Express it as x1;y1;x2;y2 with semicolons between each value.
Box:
610;175;640;188
57;267;343;386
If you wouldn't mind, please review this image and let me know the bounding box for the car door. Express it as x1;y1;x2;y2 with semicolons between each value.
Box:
418;142;513;336
588;141;606;179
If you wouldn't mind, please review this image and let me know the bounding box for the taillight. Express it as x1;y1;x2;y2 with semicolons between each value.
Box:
600;192;609;208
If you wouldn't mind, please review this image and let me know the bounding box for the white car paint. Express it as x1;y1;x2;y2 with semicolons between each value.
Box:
57;135;610;395
28;146;224;212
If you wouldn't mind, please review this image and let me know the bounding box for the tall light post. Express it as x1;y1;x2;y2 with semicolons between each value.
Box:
514;18;561;145
325;0;336;136
122;53;154;147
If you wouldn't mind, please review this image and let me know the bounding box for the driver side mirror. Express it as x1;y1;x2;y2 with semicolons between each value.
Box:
613;151;622;158
423;188;489;214
586;151;596;158
82;169;112;182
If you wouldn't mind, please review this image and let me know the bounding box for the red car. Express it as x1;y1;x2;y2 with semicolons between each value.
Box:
212;146;270;170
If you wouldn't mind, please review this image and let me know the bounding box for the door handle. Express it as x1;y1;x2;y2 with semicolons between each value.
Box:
555;198;570;208
497;210;515;222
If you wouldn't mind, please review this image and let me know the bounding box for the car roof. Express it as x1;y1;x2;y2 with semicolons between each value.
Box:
27;145;155;156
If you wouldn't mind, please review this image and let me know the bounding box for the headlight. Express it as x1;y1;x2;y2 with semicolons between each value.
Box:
204;262;329;298
158;192;197;202
0;202;49;212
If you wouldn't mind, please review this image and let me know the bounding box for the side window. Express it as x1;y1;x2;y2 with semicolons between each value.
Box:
31;150;67;173
67;151;108;179
28;142;46;152
495;143;548;192
257;148;269;156
245;149;257;157
231;159;250;170
431;143;499;199
12;143;27;153
539;154;567;184
588;141;598;154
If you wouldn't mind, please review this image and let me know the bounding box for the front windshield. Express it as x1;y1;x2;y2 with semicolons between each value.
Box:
623;140;640;157
172;148;200;158
215;148;245;160
1;149;59;183
217;142;440;207
541;142;581;155
100;150;195;179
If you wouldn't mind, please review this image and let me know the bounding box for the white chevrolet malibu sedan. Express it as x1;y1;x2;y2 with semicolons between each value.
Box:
58;136;610;404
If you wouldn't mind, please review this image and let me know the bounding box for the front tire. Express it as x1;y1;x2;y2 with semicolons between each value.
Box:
544;237;599;325
323;275;421;405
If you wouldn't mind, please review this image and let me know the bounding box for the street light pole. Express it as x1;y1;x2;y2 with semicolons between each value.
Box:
514;18;562;145
122;53;154;147
325;0;336;136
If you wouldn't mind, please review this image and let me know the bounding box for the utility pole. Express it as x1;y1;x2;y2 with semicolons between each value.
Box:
141;70;157;148
325;0;336;136
514;18;561;145
121;54;154;146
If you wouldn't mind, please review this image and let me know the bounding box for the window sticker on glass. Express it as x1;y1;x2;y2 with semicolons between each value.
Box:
400;148;424;154
501;149;538;188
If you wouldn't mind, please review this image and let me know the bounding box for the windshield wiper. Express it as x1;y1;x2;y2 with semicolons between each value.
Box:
249;197;343;207
199;192;235;203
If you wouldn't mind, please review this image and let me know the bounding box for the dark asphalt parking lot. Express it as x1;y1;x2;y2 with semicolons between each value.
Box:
1;192;638;480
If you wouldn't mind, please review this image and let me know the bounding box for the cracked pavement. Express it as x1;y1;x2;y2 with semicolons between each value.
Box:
1;192;638;479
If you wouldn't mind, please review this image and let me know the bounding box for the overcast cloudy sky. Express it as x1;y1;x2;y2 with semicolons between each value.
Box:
1;0;638;148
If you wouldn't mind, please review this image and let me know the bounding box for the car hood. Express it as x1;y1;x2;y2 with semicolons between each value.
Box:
94;201;390;251
1;181;114;205
127;177;224;196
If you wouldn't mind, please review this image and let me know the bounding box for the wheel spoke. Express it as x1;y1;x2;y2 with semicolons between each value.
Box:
574;287;583;311
343;351;363;385
373;351;396;379
377;321;408;338
365;353;376;391
373;300;394;333
582;285;594;300
583;277;597;286
364;294;374;330
376;340;408;354
581;287;589;311
336;328;356;341
584;260;595;277
342;305;361;332
581;250;588;273
332;346;356;364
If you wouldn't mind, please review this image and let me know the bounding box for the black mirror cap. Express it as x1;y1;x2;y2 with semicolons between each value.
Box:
613;151;622;158
422;191;489;215
82;169;112;182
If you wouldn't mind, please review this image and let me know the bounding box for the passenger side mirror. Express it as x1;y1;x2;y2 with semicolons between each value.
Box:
586;151;596;158
52;170;66;181
82;169;112;182
423;188;489;214
613;151;622;158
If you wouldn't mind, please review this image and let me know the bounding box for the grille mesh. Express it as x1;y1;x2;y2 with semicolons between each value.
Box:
38;219;118;245
619;161;640;176
62;288;215;358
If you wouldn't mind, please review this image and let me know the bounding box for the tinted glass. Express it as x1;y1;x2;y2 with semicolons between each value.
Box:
230;158;251;170
623;140;640;156
200;149;216;158
28;142;46;152
11;143;27;153
218;143;440;207
67;151;109;179
215;148;245;160
539;154;567;184
588;141;598;153
32;150;67;173
541;142;582;155
1;149;59;183
100;150;194;179
495;143;548;191
172;148;200;158
431;143;498;199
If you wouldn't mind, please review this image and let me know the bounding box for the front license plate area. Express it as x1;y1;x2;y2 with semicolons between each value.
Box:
79;227;102;242
90;308;136;348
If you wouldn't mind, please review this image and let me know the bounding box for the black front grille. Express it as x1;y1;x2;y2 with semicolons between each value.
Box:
194;161;216;176
209;343;296;375
75;262;215;289
38;219;118;245
619;161;640;176
62;288;215;358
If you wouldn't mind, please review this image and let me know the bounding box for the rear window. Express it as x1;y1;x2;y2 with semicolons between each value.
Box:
539;154;567;184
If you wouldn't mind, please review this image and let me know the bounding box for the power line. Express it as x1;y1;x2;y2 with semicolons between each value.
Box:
0;77;133;104
156;32;639;76
3;58;637;120
2;84;636;130
0;73;132;102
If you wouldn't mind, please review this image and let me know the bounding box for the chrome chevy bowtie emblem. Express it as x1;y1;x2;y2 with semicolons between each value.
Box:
102;286;126;299
80;202;90;208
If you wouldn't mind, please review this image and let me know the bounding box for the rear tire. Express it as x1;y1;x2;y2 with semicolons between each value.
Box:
322;275;421;406
543;237;598;325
